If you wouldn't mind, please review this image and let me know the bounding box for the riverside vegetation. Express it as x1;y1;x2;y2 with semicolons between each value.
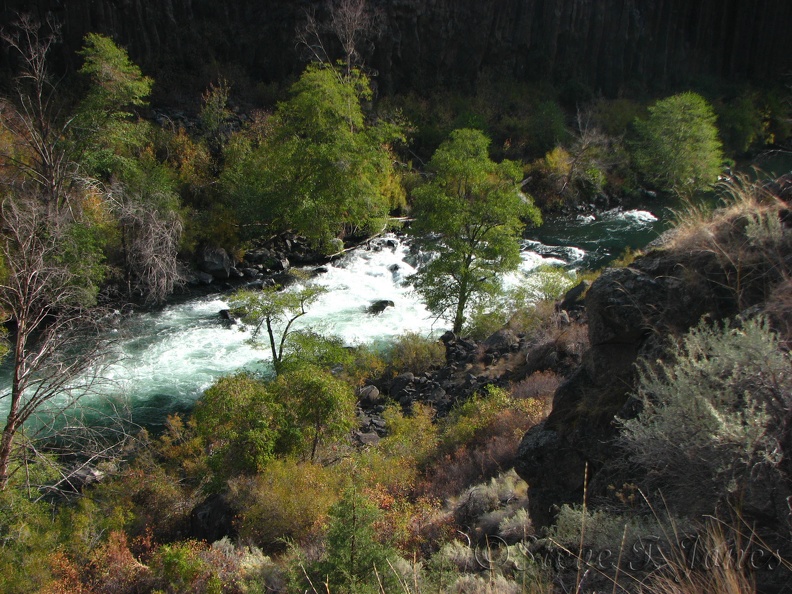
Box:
0;6;791;594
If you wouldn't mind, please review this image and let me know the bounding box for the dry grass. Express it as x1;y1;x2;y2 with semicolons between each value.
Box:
659;175;791;312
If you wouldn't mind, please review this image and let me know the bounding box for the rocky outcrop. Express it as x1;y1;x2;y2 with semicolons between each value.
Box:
3;1;790;99
516;192;792;528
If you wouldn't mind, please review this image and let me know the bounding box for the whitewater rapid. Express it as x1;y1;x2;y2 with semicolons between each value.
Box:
1;208;665;426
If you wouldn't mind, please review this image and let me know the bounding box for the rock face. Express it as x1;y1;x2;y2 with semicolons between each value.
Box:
3;1;790;97
515;194;792;528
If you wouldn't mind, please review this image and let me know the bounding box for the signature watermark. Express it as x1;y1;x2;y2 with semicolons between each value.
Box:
463;533;787;575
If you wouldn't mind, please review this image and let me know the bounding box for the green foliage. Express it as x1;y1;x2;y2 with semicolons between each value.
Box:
278;330;355;375
441;385;512;451
315;488;398;594
150;540;221;594
229;458;347;550
0;485;59;593
273;365;356;462
410;128;541;334
78;33;153;116
382;331;446;375
631;92;723;199
222;64;404;251
230;281;327;374
619;316;792;514
199;79;232;142
194;373;284;478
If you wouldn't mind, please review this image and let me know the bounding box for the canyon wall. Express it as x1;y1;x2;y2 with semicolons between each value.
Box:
1;0;790;100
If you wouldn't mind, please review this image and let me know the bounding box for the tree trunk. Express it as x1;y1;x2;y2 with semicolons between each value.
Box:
0;416;20;491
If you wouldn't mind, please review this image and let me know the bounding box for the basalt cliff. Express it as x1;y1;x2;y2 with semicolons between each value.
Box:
1;1;790;98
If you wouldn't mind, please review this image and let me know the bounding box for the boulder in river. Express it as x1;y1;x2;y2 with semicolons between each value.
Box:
367;299;395;314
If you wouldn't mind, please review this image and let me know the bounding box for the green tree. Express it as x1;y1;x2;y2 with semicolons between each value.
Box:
274;365;356;462
631;92;723;199
409;128;541;334
317;488;396;594
222;64;404;252
74;33;183;304
230;281;327;375
194;373;284;479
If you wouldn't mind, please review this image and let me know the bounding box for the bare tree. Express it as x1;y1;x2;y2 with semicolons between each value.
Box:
297;0;382;76
114;191;185;305
0;15;77;217
0;197;111;490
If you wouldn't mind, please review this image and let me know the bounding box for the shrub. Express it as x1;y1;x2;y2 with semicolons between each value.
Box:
619;316;792;515
383;332;445;375
273;365;357;462
441;386;544;453
313;488;399;594
194;373;284;479
228;457;346;551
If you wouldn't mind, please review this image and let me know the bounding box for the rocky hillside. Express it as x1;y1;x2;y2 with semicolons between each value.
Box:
2;0;790;98
516;175;792;528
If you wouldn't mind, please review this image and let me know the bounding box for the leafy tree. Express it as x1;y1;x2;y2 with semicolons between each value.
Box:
317;488;397;594
222;64;404;251
274;365;356;462
230;281;327;375
631;92;723;199
74;33;184;303
409;128;541;334
194;373;284;479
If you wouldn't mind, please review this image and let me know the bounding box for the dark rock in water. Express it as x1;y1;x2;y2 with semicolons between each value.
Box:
388;263;400;273
219;309;236;324
314;266;329;274
241;268;261;278
198;246;232;279
367;299;395;314
190;493;236;542
559;280;590;312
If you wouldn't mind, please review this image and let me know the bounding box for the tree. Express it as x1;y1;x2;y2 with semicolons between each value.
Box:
409;128;541;334
0;19;114;491
631;92;723;199
222;64;404;252
194;373;285;478
274;365;356;462
0;15;75;216
230;281;327;374
317;487;396;593
0;198;109;491
298;0;382;76
74;33;183;304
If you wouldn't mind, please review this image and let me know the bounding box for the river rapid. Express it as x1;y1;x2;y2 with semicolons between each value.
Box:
1;207;667;429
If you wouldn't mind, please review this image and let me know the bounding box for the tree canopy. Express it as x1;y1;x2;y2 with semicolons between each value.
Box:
222;64;404;252
631;91;723;199
409;128;541;334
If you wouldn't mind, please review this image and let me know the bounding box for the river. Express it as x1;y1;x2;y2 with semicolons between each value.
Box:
2;207;667;429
